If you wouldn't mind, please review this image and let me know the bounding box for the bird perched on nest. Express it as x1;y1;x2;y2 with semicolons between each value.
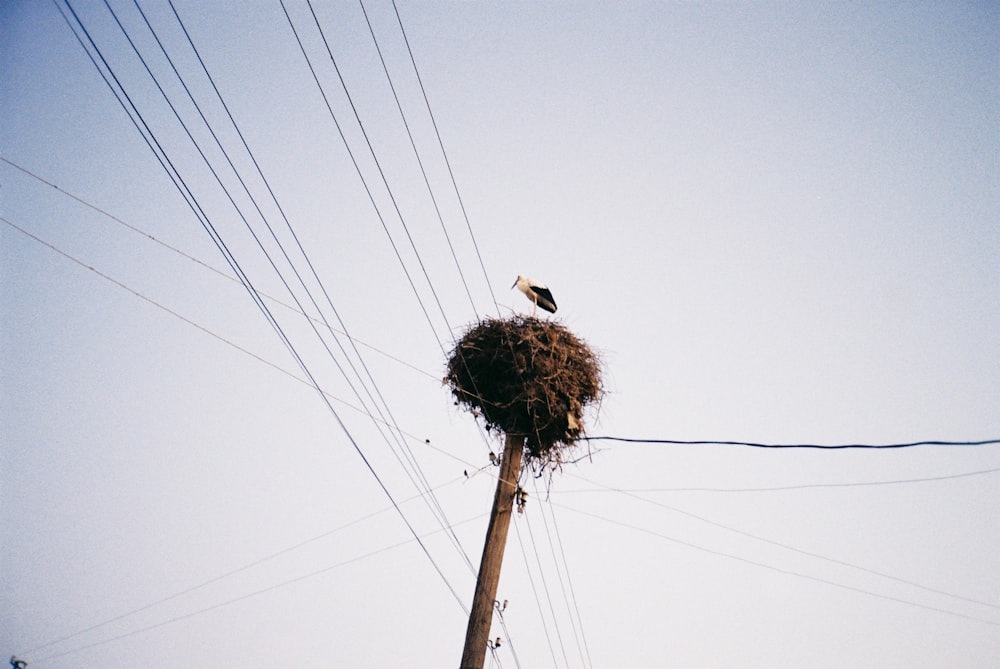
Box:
512;275;557;316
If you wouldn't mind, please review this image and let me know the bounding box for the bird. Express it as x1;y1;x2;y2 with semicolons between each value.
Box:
512;275;557;316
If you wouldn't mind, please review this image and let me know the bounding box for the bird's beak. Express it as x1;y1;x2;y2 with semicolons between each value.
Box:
510;279;518;289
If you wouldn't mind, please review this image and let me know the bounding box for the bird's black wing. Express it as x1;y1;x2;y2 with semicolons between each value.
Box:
531;286;557;313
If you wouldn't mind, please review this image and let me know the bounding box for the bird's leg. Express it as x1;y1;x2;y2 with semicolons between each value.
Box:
532;299;537;317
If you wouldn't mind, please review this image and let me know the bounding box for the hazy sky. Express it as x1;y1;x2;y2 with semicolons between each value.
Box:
2;2;998;667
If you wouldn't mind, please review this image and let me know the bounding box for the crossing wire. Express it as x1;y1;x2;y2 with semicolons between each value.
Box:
525;478;589;669
358;0;480;320
390;0;501;315
0;155;439;383
582;436;1000;449
557;503;1000;628
14;443;469;656
522;503;571;667
56;0;469;618
279;0;500;462
533;479;595;669
30;510;488;664
385;0;594;642
492;601;524;669
15;175;996;662
304;0;461;338
512;517;561;668
302;1;508;459
551;466;1000;494
17;194;996;657
0;214;474;471
155;0;476;575
567;470;1000;612
285;0;446;348
113;0;473;590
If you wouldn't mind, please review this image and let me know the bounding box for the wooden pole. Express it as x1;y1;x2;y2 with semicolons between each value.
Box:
459;432;524;669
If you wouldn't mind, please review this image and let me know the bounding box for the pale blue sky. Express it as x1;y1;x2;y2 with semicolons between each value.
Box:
3;2;999;667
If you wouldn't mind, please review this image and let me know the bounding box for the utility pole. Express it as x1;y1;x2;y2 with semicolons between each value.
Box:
447;315;602;668
459;432;524;669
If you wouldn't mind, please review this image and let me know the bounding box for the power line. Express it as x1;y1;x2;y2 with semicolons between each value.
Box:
278;0;500;469
491;602;523;669
360;0;516;468
0;215;470;471
511;518;560;668
358;0;479;320
566;470;1000;612
521;504;571;667
155;0;477;576
553;466;1000;494
125;0;476;585
278;0;447;350
18;200;998;649
57;0;470;616
556;503;1000;628
298;4;502;445
582;436;1000;449
30;511;488;664
0;155;440;383
279;0;501;468
53;0;296;391
4;209;480;612
303;0;460;339
1;211;485;484
390;0;500;315
20;463;468;656
528;478;590;669
536;486;594;669
299;2;506;468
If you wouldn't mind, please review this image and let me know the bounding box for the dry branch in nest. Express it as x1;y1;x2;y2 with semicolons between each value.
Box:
445;316;603;467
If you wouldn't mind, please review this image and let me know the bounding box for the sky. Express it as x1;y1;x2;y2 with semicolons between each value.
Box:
2;1;999;667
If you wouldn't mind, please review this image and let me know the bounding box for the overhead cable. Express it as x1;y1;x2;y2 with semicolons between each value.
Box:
582;436;1000;449
160;0;475;574
358;0;479;319
390;0;500;315
0;155;439;382
535;483;595;669
511;518;560;668
557;503;1000;627
567;469;1000;612
57;0;469;616
552;466;1000;494
31;511;487;664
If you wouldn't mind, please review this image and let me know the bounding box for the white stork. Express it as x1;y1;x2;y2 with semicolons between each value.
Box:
512;275;557;316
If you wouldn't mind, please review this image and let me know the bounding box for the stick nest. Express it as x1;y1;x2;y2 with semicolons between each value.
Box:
445;316;603;464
